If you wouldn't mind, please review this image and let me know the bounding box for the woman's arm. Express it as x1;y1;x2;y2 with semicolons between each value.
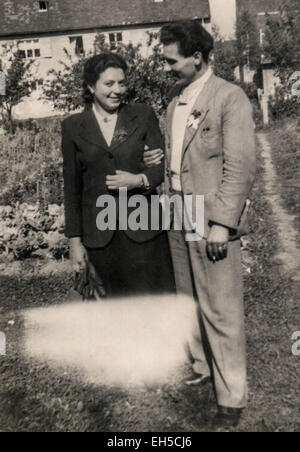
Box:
61;119;83;239
61;119;90;270
105;106;165;192
69;237;88;272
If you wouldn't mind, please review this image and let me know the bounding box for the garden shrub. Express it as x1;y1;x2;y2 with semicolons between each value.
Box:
268;85;300;121
0;120;64;206
0;203;68;261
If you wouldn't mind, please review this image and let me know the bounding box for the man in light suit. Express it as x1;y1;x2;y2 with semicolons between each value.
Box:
145;20;256;429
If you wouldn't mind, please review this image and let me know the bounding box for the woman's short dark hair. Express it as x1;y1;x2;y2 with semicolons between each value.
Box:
160;20;214;63
83;52;127;104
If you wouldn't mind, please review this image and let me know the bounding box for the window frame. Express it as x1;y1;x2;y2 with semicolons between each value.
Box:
39;1;49;12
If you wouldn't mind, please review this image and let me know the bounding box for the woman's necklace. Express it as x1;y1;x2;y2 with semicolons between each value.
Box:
103;115;115;123
94;105;118;123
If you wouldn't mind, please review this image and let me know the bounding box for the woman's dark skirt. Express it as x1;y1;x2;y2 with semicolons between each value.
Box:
87;231;176;298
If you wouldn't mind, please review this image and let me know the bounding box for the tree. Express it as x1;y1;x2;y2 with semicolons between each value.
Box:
42;50;86;112
0;44;33;130
263;0;300;83
211;26;238;82
43;33;174;117
235;9;261;84
263;0;300;118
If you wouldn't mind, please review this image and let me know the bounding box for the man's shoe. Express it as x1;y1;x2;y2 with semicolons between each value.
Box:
185;372;211;387
212;406;243;430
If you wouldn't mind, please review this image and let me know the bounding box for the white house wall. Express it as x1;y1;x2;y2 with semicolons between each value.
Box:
0;26;167;120
0;18;215;120
209;0;237;38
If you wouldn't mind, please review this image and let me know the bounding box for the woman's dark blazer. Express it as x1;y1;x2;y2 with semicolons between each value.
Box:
61;103;165;248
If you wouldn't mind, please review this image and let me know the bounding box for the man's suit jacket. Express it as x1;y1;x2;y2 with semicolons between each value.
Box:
61;103;164;248
165;73;257;240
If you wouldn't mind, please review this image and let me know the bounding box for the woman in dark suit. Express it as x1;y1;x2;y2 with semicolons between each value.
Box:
61;53;175;298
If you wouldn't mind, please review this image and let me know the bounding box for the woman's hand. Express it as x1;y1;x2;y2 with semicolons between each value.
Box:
70;237;88;273
70;238;107;300
106;170;143;191
70;238;90;298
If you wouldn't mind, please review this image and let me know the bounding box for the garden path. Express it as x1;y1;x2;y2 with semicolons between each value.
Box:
257;133;300;282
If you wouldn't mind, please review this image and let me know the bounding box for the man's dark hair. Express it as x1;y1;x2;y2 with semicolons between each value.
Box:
160;20;214;63
83;52;127;104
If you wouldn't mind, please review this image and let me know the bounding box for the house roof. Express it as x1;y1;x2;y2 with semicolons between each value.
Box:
237;0;292;15
0;0;210;37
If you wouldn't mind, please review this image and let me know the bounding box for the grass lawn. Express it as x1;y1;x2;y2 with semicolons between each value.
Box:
0;137;299;432
266;118;300;237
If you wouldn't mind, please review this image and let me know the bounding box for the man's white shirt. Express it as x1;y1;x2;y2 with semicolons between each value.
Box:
171;67;213;192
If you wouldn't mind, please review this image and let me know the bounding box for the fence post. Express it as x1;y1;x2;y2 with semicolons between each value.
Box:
261;95;269;126
36;179;40;202
258;89;270;126
0;331;6;356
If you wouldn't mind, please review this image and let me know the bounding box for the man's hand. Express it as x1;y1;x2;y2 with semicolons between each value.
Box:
206;224;229;262
143;145;164;168
106;171;143;191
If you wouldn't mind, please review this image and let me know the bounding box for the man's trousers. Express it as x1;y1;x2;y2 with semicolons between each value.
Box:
168;229;248;409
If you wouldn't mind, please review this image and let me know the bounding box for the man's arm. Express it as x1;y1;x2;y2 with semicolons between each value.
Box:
143;84;182;169
143;147;164;168
207;86;256;262
140;107;165;189
209;86;256;230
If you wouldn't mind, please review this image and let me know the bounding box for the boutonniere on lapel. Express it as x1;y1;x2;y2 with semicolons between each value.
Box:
113;128;128;145
187;110;202;130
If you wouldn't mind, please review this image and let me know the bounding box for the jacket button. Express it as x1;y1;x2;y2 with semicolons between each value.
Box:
109;155;114;160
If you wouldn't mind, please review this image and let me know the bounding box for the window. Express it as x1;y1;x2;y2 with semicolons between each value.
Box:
200;17;211;26
69;36;84;55
39;1;49;11
109;32;123;50
31;79;43;91
17;40;41;59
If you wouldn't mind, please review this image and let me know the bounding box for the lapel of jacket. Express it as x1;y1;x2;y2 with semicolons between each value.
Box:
165;95;180;168
77;104;138;154
181;73;216;163
78;107;110;151
110;103;138;152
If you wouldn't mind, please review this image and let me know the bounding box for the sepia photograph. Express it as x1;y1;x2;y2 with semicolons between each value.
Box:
0;0;299;435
